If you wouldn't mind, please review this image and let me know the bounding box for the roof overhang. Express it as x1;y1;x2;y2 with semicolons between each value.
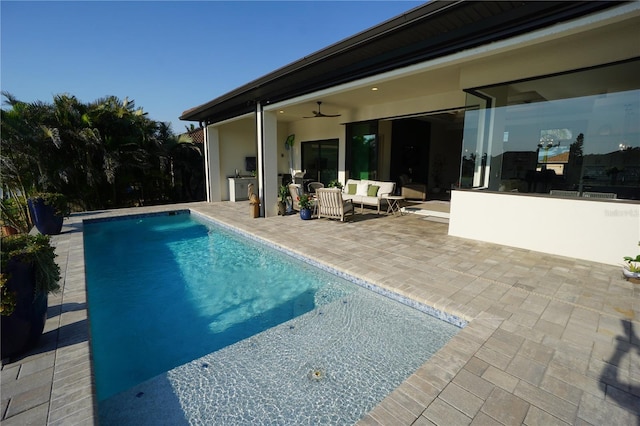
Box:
180;1;624;125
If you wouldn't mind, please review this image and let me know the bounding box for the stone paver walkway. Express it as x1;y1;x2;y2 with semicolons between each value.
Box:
2;201;638;425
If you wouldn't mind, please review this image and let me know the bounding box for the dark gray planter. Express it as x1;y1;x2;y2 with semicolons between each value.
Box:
28;197;63;235
1;258;48;359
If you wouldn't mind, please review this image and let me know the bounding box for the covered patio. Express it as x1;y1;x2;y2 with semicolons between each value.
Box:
180;1;639;266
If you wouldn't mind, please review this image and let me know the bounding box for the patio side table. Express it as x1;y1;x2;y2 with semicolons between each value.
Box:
384;195;405;216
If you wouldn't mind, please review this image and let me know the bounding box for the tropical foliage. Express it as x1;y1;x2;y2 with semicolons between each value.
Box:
297;193;313;210
1;233;61;316
1;92;204;212
624;254;640;273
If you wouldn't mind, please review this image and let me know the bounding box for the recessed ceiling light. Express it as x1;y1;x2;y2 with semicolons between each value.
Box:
371;87;379;91
279;110;284;114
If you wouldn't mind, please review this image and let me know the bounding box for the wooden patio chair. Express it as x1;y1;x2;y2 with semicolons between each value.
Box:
316;188;354;222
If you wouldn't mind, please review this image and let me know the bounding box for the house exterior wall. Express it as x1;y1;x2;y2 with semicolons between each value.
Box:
449;190;639;266
276;126;290;176
215;118;256;201
196;3;639;263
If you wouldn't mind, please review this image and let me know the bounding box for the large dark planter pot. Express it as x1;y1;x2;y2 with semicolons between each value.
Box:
1;225;19;237
277;201;287;216
1;258;48;359
300;208;312;220
28;198;63;235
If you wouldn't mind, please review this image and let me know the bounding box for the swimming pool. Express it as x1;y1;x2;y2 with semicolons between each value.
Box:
84;211;462;424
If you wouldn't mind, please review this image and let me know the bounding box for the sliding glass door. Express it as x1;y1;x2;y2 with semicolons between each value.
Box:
301;139;338;185
346;121;378;180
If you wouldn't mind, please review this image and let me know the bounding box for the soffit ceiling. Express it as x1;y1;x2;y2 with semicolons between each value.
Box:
269;67;460;123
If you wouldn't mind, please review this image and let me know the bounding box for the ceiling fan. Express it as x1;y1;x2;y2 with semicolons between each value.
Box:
304;101;341;118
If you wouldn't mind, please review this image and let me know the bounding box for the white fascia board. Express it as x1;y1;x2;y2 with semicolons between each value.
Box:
207;111;254;127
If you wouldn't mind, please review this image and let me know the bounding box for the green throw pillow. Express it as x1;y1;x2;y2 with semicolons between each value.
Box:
367;185;380;197
347;183;357;194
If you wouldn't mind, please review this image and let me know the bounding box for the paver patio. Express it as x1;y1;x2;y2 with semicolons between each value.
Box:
1;201;638;425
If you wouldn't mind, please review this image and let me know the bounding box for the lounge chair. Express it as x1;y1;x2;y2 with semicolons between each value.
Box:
288;184;303;211
399;174;427;201
316;188;354;222
307;181;324;194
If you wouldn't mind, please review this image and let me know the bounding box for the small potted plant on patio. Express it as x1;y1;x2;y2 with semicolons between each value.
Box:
623;247;640;284
27;192;70;235
327;180;343;190
298;193;313;220
277;184;289;215
1;233;61;358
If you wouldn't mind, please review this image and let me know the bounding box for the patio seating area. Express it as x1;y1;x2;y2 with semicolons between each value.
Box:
1;201;638;425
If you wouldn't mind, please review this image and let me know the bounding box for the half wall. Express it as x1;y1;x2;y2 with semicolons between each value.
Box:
449;190;639;266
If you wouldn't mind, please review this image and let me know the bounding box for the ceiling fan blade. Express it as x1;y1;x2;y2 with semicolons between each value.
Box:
303;101;341;118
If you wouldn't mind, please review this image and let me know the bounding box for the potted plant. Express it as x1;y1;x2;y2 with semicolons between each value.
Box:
1;195;32;235
327;180;343;190
623;252;640;284
297;193;313;220
27;192;70;235
1;233;61;358
277;185;289;215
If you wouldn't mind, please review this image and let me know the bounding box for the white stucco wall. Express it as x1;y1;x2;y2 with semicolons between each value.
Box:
216;119;257;201
448;190;640;266
287;116;343;175
276;126;291;175
260;110;279;217
204;126;220;202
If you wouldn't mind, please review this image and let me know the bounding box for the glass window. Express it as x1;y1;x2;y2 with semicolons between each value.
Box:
460;60;640;200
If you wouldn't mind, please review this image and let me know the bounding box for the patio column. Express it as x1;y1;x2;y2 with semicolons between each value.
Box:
204;124;222;202
256;103;279;217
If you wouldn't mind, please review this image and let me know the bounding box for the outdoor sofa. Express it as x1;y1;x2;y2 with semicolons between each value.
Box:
342;179;396;214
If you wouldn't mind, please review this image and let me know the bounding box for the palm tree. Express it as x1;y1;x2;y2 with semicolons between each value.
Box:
84;96;160;206
167;133;204;201
1;92;178;210
1;93;56;193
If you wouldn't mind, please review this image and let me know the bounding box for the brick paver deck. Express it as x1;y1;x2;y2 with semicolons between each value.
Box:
2;201;638;425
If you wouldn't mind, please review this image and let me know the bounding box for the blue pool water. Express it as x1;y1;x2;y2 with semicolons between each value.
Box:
85;212;356;400
85;211;462;424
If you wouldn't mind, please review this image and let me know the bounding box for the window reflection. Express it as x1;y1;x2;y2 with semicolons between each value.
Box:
460;60;640;200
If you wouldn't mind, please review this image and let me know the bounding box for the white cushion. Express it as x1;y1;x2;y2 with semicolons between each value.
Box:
356;182;369;196
377;182;395;196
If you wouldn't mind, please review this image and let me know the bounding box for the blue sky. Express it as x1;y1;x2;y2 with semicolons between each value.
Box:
1;1;422;133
